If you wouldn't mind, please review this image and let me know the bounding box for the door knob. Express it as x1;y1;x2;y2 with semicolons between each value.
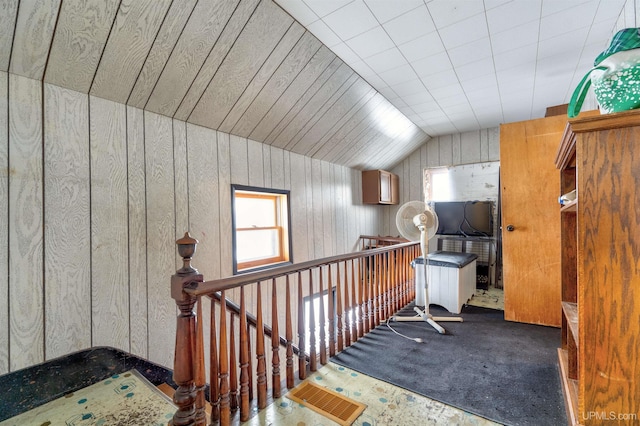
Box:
506;225;515;232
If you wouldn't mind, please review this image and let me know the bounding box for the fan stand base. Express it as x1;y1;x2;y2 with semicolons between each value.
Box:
393;307;463;334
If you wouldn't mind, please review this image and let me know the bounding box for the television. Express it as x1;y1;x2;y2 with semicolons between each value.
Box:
433;201;493;237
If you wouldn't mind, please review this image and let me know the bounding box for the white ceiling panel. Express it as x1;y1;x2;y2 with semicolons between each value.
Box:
486;0;541;34
364;0;424;23
447;37;493;68
427;0;485;29
489;20;540;55
398;32;446;62
321;1;378;40
378;63;419;86
438;14;489;50
345;26;394;58
382;5;435;46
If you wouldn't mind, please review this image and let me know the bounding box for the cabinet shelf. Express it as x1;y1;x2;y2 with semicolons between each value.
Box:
562;301;579;347
560;199;577;213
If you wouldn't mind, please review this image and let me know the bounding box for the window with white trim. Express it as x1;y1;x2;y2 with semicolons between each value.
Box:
231;185;292;273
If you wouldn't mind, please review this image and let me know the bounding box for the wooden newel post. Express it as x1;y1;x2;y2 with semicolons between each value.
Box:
171;232;203;426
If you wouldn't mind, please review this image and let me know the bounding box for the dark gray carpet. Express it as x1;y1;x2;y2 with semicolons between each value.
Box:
331;304;566;426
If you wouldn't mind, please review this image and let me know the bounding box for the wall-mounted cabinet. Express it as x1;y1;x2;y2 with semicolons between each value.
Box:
362;170;398;205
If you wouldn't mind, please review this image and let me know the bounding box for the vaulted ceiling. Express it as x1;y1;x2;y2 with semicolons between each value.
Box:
0;0;628;171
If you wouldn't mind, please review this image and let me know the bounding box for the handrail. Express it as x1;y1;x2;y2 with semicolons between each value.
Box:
170;233;420;425
185;240;416;296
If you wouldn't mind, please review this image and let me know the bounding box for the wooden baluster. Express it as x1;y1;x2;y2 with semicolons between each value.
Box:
401;249;407;307
389;251;396;315
218;290;230;426
363;256;371;334
271;278;281;398
350;260;358;343
357;259;364;338
247;320;253;402
380;252;387;322
194;298;206;426
171;233;202;426
285;275;294;389
229;315;238;411
327;264;336;357
209;298;220;422
318;267;327;365
239;287;250;422
256;282;267;409
343;261;351;347
308;270;317;372
297;272;306;379
336;264;344;352
371;254;379;328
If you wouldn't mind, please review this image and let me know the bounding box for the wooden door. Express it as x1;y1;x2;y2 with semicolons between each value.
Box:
500;115;566;327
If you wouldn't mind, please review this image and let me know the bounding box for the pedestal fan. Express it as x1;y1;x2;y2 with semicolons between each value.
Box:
394;201;463;334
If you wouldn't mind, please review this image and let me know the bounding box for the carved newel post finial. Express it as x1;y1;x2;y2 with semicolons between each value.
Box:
176;232;199;276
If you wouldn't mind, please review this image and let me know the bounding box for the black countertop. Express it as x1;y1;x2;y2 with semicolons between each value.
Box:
0;346;176;422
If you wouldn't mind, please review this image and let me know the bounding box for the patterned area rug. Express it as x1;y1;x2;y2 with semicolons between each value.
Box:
0;369;175;426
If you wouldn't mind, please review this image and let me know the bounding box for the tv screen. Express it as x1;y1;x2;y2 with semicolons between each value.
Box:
433;201;493;237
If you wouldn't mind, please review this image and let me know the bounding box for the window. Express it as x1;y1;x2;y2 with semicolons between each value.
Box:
231;185;292;273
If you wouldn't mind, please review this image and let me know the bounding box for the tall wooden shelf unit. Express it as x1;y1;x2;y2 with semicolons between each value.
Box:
555;110;640;426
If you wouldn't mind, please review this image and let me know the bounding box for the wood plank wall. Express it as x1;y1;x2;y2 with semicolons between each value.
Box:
0;71;383;374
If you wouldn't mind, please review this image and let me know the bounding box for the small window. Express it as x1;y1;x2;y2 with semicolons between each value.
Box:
231;185;292;273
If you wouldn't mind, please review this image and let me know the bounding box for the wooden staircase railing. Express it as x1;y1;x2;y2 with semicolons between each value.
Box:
170;233;420;425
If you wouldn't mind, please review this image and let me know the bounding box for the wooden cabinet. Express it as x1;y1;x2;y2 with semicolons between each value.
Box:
362;170;398;205
555;110;640;425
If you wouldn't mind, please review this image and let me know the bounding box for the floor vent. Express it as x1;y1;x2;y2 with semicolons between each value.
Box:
287;381;366;426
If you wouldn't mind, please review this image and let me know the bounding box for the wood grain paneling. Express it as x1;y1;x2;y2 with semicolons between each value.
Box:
187;124;220;280
43;84;91;360
219;22;308;133
288;152;308;263
8;74;44;370
217;131;233;278
127;0;198;108
0;1;18;71
144;111;176;367
312;90;380;160
268;62;352;148
90;0;173;103
262;143;272;187
44;0;120;93
173;0;260;121
126;105;148;358
321;162;334;255
230;134;249;186
270;146;285;189
9;0;61;79
227;29;321;135
173;119;189;264
145;0;239;116
248;139;264;187
319;94;387;163
283;71;358;151
290;80;374;156
89;96;129;349
311;159;323;258
188;0;293;129
250;47;337;142
0;71;8;374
